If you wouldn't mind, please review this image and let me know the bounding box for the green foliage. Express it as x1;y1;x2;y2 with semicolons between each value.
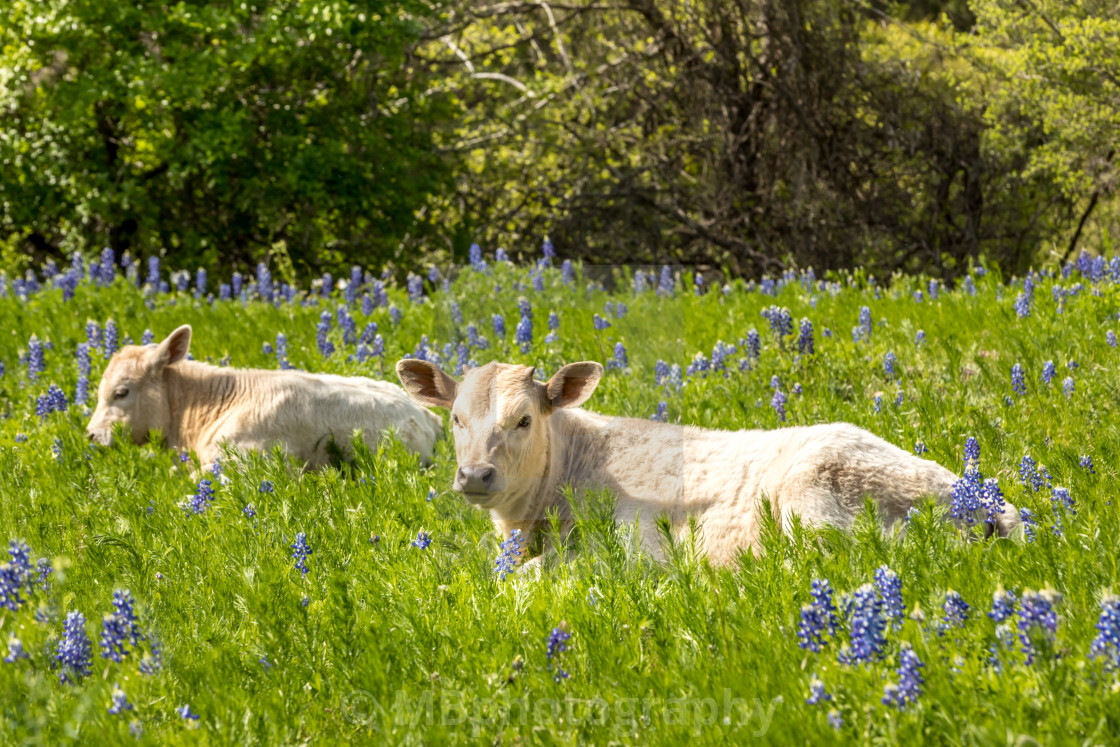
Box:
1;252;1120;742
0;0;455;271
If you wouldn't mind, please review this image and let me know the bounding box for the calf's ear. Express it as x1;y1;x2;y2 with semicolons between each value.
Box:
543;362;603;410
150;325;193;370
396;359;457;409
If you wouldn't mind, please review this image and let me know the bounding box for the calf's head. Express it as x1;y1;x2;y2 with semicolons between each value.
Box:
396;360;602;508
87;325;193;446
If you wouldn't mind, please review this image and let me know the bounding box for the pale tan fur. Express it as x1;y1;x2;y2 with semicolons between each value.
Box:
397;359;1019;567
88;326;442;467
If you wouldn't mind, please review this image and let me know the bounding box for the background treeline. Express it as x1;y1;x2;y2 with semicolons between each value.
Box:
1;0;1116;279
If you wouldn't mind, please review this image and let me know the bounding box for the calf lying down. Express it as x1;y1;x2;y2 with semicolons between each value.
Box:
87;325;442;468
397;359;1019;567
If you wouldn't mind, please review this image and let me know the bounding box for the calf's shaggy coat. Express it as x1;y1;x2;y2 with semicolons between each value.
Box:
88;326;442;467
397;359;1018;566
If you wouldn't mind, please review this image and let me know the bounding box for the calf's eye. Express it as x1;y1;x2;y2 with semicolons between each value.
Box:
113;388;129;401
517;415;531;429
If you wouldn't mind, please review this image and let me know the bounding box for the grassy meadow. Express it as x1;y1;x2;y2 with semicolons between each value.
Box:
1;252;1119;744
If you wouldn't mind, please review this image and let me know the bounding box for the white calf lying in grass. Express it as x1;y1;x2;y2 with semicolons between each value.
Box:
397;359;1019;566
87;325;442;468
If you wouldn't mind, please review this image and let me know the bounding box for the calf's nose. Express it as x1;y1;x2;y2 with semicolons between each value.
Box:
456;464;496;493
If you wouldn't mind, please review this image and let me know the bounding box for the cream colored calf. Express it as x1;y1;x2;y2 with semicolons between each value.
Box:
87;326;442;467
397;359;1018;566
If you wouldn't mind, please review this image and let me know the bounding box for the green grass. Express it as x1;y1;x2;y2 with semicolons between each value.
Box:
1;259;1120;744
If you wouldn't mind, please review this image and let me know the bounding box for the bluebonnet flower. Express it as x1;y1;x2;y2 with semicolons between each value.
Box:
1040;360;1057;386
469;243;487;272
1090;593;1120;671
319;272;333;298
771;389;787;422
258;480;274;494
1080;455;1095;474
102;319;119;359
100;247;116;285
1010;363;1026;396
542;237;556;265
893;387;904;406
337;307;357;345
1014;292;1031;318
806;677;831;705
361;293;375;316
949;472;982;525
762;306;793;337
650;401;668;422
873;394;882;413
928;278;939;299
592;314;611;330
291;533;312;575
1062;376;1074;398
231;272;243;297
4;635;28;663
914;440;928;455
708;341;735;374
915;330;925;347
55;610;93;684
516;304;533;352
882;643;924;709
1018;588;1061;665
186;478;215;514
544;312;559;344
175;270;189;293
561;260;574;284
546;625;572;682
27;334;44;382
52;438;63;461
964;437;980;468
146;256;160;287
195;268;207;298
875;566;904;627
493;313;506;338
257;263;273;302
89;260;100;285
615;302;628;318
746;329;761;361
1108;330;1118;348
1068;359;1079;371
275;333;292;369
494;529;524;580
178;704;200;721
839;584;886;665
990;589;1017;623
100;589;143;662
607;342;629;371
827;710;843;730
407;274;424;303
658;266;674;296
914;290;924;303
1019;508;1038;542
884;351;898;379
316;311;335;358
938;590;970;633
798;579;839;652
1051;486;1075;519
798;319;814;355
412;531;432;550
139;638;163;675
347;266;363;306
243;503;256;519
857;306;872;341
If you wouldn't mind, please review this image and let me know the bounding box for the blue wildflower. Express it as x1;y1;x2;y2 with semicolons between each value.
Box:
27;335;44;382
178;704;200;721
990;589;1017;623
1062;376;1074;398
914;440;928;455
291;533;312;576
100;589;143;662
100;247;116;285
412;531;432;550
1018;588;1061;665
108;684;133;715
494;529;524;580
55;610;93;684
1019;508;1038;542
839;584;886;665
915;330;925;347
1011;363;1026;396
1108;330;1118;348
592;314;611;330
798;319;814;355
407;273;424;303
806;677;831;705
771;389;787;422
243;503;256;519
827;710;843;730
938;590;970;633
561;260;574;284
257;263;272;302
650;401;668;422
4;635;28;663
546;625;572;682
746;329;761;361
275;333;292;369
186;478;215;514
884;351;897;379
1080;455;1095;474
493;314;506;338
1090;593;1120;671
882;643;924;709
875;566;904;628
607;342;629;371
658;266;674;296
858;306;872;340
1014;292;1031;318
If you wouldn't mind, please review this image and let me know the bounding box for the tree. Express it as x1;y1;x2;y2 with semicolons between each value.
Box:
0;0;456;271
971;0;1119;260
